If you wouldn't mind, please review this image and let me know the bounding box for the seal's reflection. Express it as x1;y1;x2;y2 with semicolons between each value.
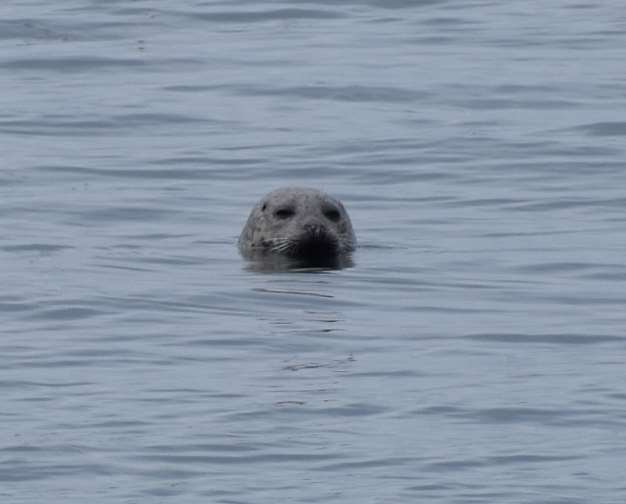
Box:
243;251;354;273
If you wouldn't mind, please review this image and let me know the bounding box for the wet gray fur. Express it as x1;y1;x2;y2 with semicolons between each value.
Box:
238;187;356;258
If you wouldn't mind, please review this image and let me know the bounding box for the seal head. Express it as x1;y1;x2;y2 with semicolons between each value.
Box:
239;187;356;266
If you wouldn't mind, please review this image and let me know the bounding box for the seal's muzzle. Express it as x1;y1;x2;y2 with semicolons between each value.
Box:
289;223;339;260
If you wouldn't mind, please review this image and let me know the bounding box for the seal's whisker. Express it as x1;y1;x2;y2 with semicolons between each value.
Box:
270;238;294;253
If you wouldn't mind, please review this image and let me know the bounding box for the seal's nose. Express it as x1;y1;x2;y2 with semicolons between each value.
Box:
303;222;326;236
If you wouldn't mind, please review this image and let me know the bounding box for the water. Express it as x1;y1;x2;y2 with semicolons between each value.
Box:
2;1;626;502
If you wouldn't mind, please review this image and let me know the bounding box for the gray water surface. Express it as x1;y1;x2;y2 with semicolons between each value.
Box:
2;1;626;503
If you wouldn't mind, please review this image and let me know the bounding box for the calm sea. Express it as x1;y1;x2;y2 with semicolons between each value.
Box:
2;1;626;502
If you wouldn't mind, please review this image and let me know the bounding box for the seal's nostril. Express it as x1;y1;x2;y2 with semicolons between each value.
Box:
304;223;325;236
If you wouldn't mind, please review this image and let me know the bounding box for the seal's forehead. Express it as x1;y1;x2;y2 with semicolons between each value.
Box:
262;187;336;207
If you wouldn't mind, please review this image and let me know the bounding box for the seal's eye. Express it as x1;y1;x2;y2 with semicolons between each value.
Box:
274;208;295;219
324;208;341;222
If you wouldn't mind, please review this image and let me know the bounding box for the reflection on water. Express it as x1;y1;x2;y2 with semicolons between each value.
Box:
242;250;355;272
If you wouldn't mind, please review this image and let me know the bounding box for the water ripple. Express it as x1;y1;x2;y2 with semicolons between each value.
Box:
225;84;430;102
466;333;624;345
0;56;199;72
192;8;344;22
571;121;626;137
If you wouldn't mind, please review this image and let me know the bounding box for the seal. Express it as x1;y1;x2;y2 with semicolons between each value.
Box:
238;187;356;264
